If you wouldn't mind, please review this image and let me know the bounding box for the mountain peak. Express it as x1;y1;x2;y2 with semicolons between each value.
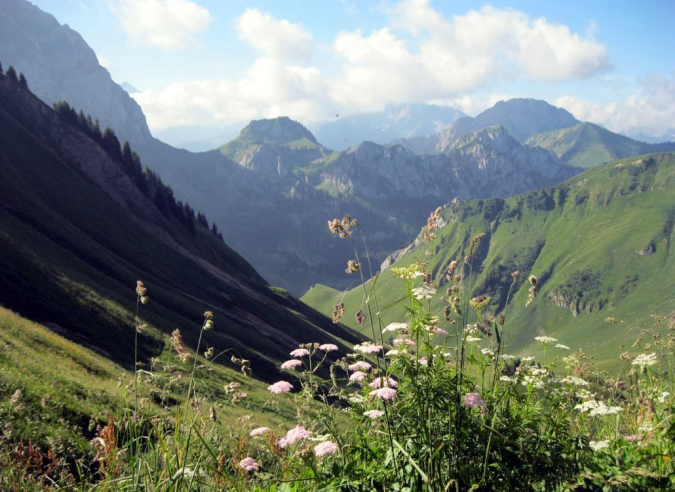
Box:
240;116;318;146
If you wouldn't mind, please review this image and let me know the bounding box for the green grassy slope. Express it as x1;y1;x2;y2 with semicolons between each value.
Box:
527;122;675;168
0;75;363;382
303;153;675;366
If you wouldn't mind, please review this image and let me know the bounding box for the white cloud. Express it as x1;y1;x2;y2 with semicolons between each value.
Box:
132;58;335;131
109;0;212;50
236;9;312;62
554;73;675;139
132;2;618;134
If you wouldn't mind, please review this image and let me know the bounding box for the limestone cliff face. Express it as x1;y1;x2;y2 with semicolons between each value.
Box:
320;126;579;202
0;0;153;147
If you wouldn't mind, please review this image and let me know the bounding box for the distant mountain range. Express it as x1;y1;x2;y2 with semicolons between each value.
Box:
309;103;467;151
2;0;674;300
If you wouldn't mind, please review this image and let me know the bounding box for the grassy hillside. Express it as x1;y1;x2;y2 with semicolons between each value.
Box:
303;153;675;367
527;122;675;168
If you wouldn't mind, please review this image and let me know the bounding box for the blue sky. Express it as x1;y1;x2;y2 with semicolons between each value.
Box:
30;0;675;138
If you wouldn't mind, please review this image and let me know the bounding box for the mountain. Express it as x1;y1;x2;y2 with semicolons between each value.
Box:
0;1;583;297
120;82;140;94
0;0;152;148
303;152;675;365
395;99;580;154
0;73;363;381
311;103;467;151
526;122;675;168
321;125;577;201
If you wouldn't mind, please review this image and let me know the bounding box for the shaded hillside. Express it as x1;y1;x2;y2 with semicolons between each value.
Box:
526;122;675;168
0;74;364;381
303;153;675;365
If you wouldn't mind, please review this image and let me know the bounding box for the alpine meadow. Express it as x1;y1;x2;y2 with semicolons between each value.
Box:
0;0;674;491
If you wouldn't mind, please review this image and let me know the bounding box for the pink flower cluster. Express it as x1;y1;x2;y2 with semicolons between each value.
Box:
369;377;398;389
354;343;383;354
290;348;310;357
314;441;339;457
239;457;259;472
464;392;485;409
348;361;371;372
393;338;416;347
280;359;303;370
267;381;293;394
318;343;338;352
250;427;271;437
278;425;313;448
370;387;397;400
349;371;368;383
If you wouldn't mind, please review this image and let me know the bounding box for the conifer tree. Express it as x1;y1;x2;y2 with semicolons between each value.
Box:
19;73;28;88
6;65;17;81
0;61;3;74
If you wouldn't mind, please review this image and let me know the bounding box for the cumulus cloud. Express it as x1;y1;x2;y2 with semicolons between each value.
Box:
554;73;675;139
132;58;335;131
109;0;212;50
236;9;312;62
132;1;615;133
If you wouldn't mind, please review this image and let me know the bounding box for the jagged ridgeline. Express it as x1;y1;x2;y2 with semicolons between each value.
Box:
303;152;675;366
0;69;364;380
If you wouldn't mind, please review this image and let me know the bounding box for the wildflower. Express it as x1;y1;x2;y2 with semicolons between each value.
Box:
500;376;516;383
534;336;558;345
354;343;383;354
318;344;338;352
204;311;213;319
332;302;345;323
281;359;303;370
412;285;436;300
348;361;371;372
314;441;339;457
555;344;570;350
561;376;589;386
590;404;624;416
385;349;403;356
136;280;147;297
346;260;360;274
528;275;538;286
170;329;192;363
521;356;534;361
658;391;671;403
382;322;409;333
429;327;448;336
481;348;495;357
370;388;397;400
393;338;415;347
369;377;398;389
204;319;214;330
466;336;482;343
204;347;214;359
209;406;217;422
239;457;259;472
278;425;312;448
416;357;429;366
589;440;610;451
349;371;368;383
363;410;385;419
464;393;485;410
355;310;366;325
623;435;644;441
225;382;241;393
469;295;491;313
499;354;515;360
391;265;423;279
290;348;311;357
250;427;271;437
267;381;293;394
631;353;658;368
511;271;520;280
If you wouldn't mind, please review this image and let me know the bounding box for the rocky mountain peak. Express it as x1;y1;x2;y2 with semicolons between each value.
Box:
242;116;318;146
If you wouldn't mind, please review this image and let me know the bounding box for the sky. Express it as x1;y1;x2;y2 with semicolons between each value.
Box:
30;0;675;139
